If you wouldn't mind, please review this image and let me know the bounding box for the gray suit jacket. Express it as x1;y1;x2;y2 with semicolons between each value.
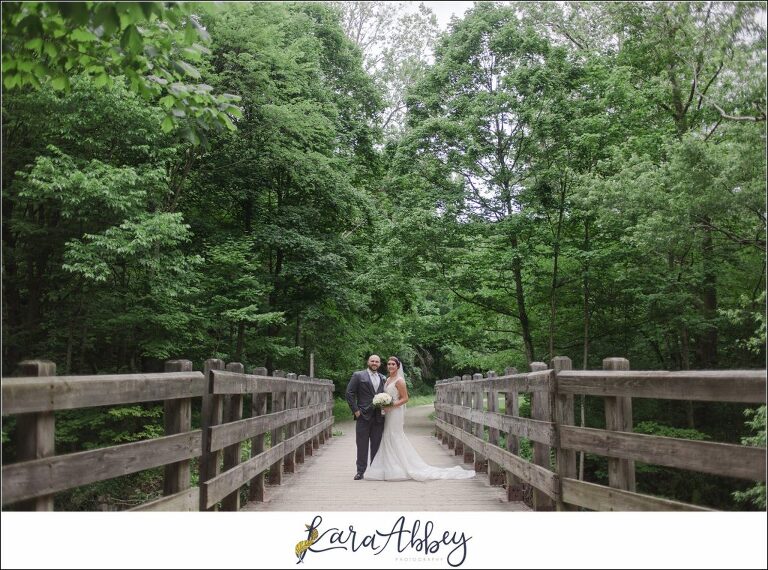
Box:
345;369;386;423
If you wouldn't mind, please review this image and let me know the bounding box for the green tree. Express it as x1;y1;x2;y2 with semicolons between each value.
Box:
2;1;241;143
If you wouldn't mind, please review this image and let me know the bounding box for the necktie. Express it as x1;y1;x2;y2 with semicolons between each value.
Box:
370;372;379;391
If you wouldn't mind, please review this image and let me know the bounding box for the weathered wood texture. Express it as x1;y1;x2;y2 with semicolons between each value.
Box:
269;370;286;485
2;358;335;511
2;431;202;505
561;478;712;512
222;362;245;511
129;488;200;512
556;369;766;403
211;370;332;394
433;403;556;445
603;358;636;492
529;362;555;511
436;419;559;500
2;371;205;415
503;366;524;502
209;402;333;451
440;370;552;393
199;358;225;511
248;366;268;503
560;426;766;481
203;418;334;509
163;359;193;498
552;356;577;511
486;371;504;486
434;360;767;512
13;360;57;510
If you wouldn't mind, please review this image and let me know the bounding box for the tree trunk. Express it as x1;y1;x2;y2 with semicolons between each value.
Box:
580;218;590;481
235;322;246;362
699;223;718;368
681;325;695;429
510;233;535;365
265;248;284;372
548;182;567;361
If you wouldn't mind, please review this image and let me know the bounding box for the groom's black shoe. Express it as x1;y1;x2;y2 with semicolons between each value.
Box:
354;472;364;480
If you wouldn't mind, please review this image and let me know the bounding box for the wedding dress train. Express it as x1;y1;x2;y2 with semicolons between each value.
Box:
365;382;476;481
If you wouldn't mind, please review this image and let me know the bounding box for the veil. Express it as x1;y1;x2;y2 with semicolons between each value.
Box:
396;362;405;380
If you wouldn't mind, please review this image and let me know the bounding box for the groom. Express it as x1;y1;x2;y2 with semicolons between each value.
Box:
345;354;386;480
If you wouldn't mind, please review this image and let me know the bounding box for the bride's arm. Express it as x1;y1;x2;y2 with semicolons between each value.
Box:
393;379;409;408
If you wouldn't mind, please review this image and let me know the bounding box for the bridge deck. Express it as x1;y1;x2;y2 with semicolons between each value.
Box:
241;404;530;511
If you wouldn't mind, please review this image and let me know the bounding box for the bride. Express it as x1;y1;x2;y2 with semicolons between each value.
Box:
365;356;476;481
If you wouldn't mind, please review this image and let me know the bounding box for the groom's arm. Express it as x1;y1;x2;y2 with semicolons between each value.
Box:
345;373;361;418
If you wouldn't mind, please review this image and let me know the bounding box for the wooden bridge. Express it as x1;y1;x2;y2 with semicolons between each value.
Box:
2;356;766;512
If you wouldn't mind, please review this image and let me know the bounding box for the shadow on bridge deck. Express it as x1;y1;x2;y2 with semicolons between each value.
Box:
241;404;530;512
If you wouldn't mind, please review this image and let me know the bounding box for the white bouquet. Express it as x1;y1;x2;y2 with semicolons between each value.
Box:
372;393;393;409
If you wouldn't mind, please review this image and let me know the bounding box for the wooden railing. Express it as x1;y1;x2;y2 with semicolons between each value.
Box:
434;356;766;511
1;358;334;511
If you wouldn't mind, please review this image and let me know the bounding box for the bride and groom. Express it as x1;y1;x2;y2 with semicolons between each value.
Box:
345;354;476;481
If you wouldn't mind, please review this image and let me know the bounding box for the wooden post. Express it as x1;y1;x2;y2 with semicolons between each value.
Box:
487;371;504;486
443;379;452;449
442;380;450;444
312;380;321;451
269;370;286;485
552;356;577;511
295;375;306;465
15;360;57;511
604;357;636;492
309;352;315;379
200;358;225;511
248;366;268;503
163;359;192;499
327;380;334;441
530;361;554;511
435;381;444;443
221;362;244;511
304;382;310;456
461;375;473;463
439;380;448;444
284;373;298;472
452;376;461;454
503;366;524;501
472;373;487;473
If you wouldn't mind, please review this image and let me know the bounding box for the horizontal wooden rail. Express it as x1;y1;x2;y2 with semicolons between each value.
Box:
211;370;333;395
560;426;766;481
3;358;338;511
435;360;766;511
436;418;559;500
556;370;766;403
560;478;713;511
2;430;202;505
209;401;334;451
434;402;556;446
129;488;200;512
202;417;334;509
438;370;553;393
2;371;206;415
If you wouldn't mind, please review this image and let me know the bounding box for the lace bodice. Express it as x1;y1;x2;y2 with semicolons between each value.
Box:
384;380;400;401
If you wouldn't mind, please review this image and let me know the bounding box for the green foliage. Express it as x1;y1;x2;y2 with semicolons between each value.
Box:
1;1;764;513
733;406;767;509
2;1;241;144
333;398;354;423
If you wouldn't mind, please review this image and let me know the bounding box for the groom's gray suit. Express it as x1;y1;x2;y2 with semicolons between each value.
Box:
346;368;386;476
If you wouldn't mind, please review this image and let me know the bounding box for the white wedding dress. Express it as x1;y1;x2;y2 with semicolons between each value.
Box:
365;380;476;481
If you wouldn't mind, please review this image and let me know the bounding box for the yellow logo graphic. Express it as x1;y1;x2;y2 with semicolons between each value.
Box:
295;523;319;564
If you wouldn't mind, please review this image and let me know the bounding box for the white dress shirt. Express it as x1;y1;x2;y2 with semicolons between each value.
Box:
368;369;380;391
